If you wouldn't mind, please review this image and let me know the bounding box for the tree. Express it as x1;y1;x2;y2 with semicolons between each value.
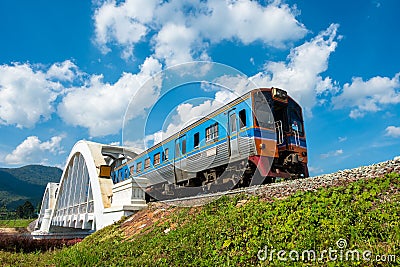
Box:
16;201;35;219
0;204;8;220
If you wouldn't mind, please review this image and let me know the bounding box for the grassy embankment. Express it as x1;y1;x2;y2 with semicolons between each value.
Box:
0;173;399;266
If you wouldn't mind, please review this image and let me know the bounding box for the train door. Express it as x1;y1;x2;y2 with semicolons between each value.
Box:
272;102;289;148
228;109;239;158
174;135;187;182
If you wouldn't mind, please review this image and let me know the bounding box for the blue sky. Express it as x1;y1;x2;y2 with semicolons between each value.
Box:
0;0;399;176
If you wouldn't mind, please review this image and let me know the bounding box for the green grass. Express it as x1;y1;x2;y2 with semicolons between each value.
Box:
1;173;400;266
0;219;34;228
0;250;56;266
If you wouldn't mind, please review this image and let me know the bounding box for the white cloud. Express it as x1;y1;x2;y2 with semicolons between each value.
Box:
46;60;80;82
4;135;64;165
93;0;307;64
139;56;163;78
308;166;324;175
154;23;199;67
338;136;347;142
0;62;62;128
250;23;339;113
386;126;400;138
58;56;162;136
191;0;307;45
123;139;145;152
0;56;164;137
213;74;257;96
93;0;157;58
349;109;365;119
332;73;400;118
320;149;343;159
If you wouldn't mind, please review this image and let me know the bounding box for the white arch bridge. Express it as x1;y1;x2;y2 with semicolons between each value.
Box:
32;141;148;238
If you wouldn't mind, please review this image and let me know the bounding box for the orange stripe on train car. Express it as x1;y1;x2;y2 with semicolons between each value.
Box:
254;138;278;157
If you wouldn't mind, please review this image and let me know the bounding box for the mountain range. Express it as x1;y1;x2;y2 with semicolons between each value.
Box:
0;165;62;210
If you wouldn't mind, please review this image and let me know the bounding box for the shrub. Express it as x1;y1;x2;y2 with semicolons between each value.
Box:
0;234;82;253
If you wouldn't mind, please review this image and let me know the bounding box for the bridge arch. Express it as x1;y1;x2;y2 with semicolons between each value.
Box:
34;140;147;237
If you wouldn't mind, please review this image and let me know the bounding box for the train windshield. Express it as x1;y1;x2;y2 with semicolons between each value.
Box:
253;91;274;129
288;99;304;136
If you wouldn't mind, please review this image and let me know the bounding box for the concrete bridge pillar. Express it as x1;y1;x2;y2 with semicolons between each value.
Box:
39;209;53;233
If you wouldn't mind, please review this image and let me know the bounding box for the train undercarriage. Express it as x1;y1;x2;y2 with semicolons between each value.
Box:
145;153;308;201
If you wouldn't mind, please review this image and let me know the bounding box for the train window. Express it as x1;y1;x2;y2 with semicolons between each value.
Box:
229;113;237;133
136;162;142;173
144;158;150;169
181;139;186;154
206;127;211;141
175;142;181;157
154;153;160;165
130;166;135;176
163;148;169;161
239;109;247;128
194;132;200;148
124;169;129;179
206;123;218;142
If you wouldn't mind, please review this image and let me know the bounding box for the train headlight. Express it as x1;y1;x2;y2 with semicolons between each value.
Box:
272;87;288;102
259;143;266;150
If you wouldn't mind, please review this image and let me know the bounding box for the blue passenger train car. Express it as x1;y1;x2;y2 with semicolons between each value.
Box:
111;88;308;199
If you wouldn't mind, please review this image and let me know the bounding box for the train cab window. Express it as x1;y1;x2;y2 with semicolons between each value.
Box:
288;99;304;136
253;92;274;129
154;153;160;165
194;132;200;148
136;162;142;173
144;158;150;169
239;109;247;128
162;148;169;161
206;123;219;142
290;116;304;136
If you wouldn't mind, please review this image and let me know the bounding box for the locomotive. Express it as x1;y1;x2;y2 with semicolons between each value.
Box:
112;88;308;199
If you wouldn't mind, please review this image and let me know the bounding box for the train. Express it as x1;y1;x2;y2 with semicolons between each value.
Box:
111;88;308;200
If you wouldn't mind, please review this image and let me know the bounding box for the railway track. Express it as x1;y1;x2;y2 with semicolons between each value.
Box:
160;157;400;206
161;178;309;206
162;184;262;205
